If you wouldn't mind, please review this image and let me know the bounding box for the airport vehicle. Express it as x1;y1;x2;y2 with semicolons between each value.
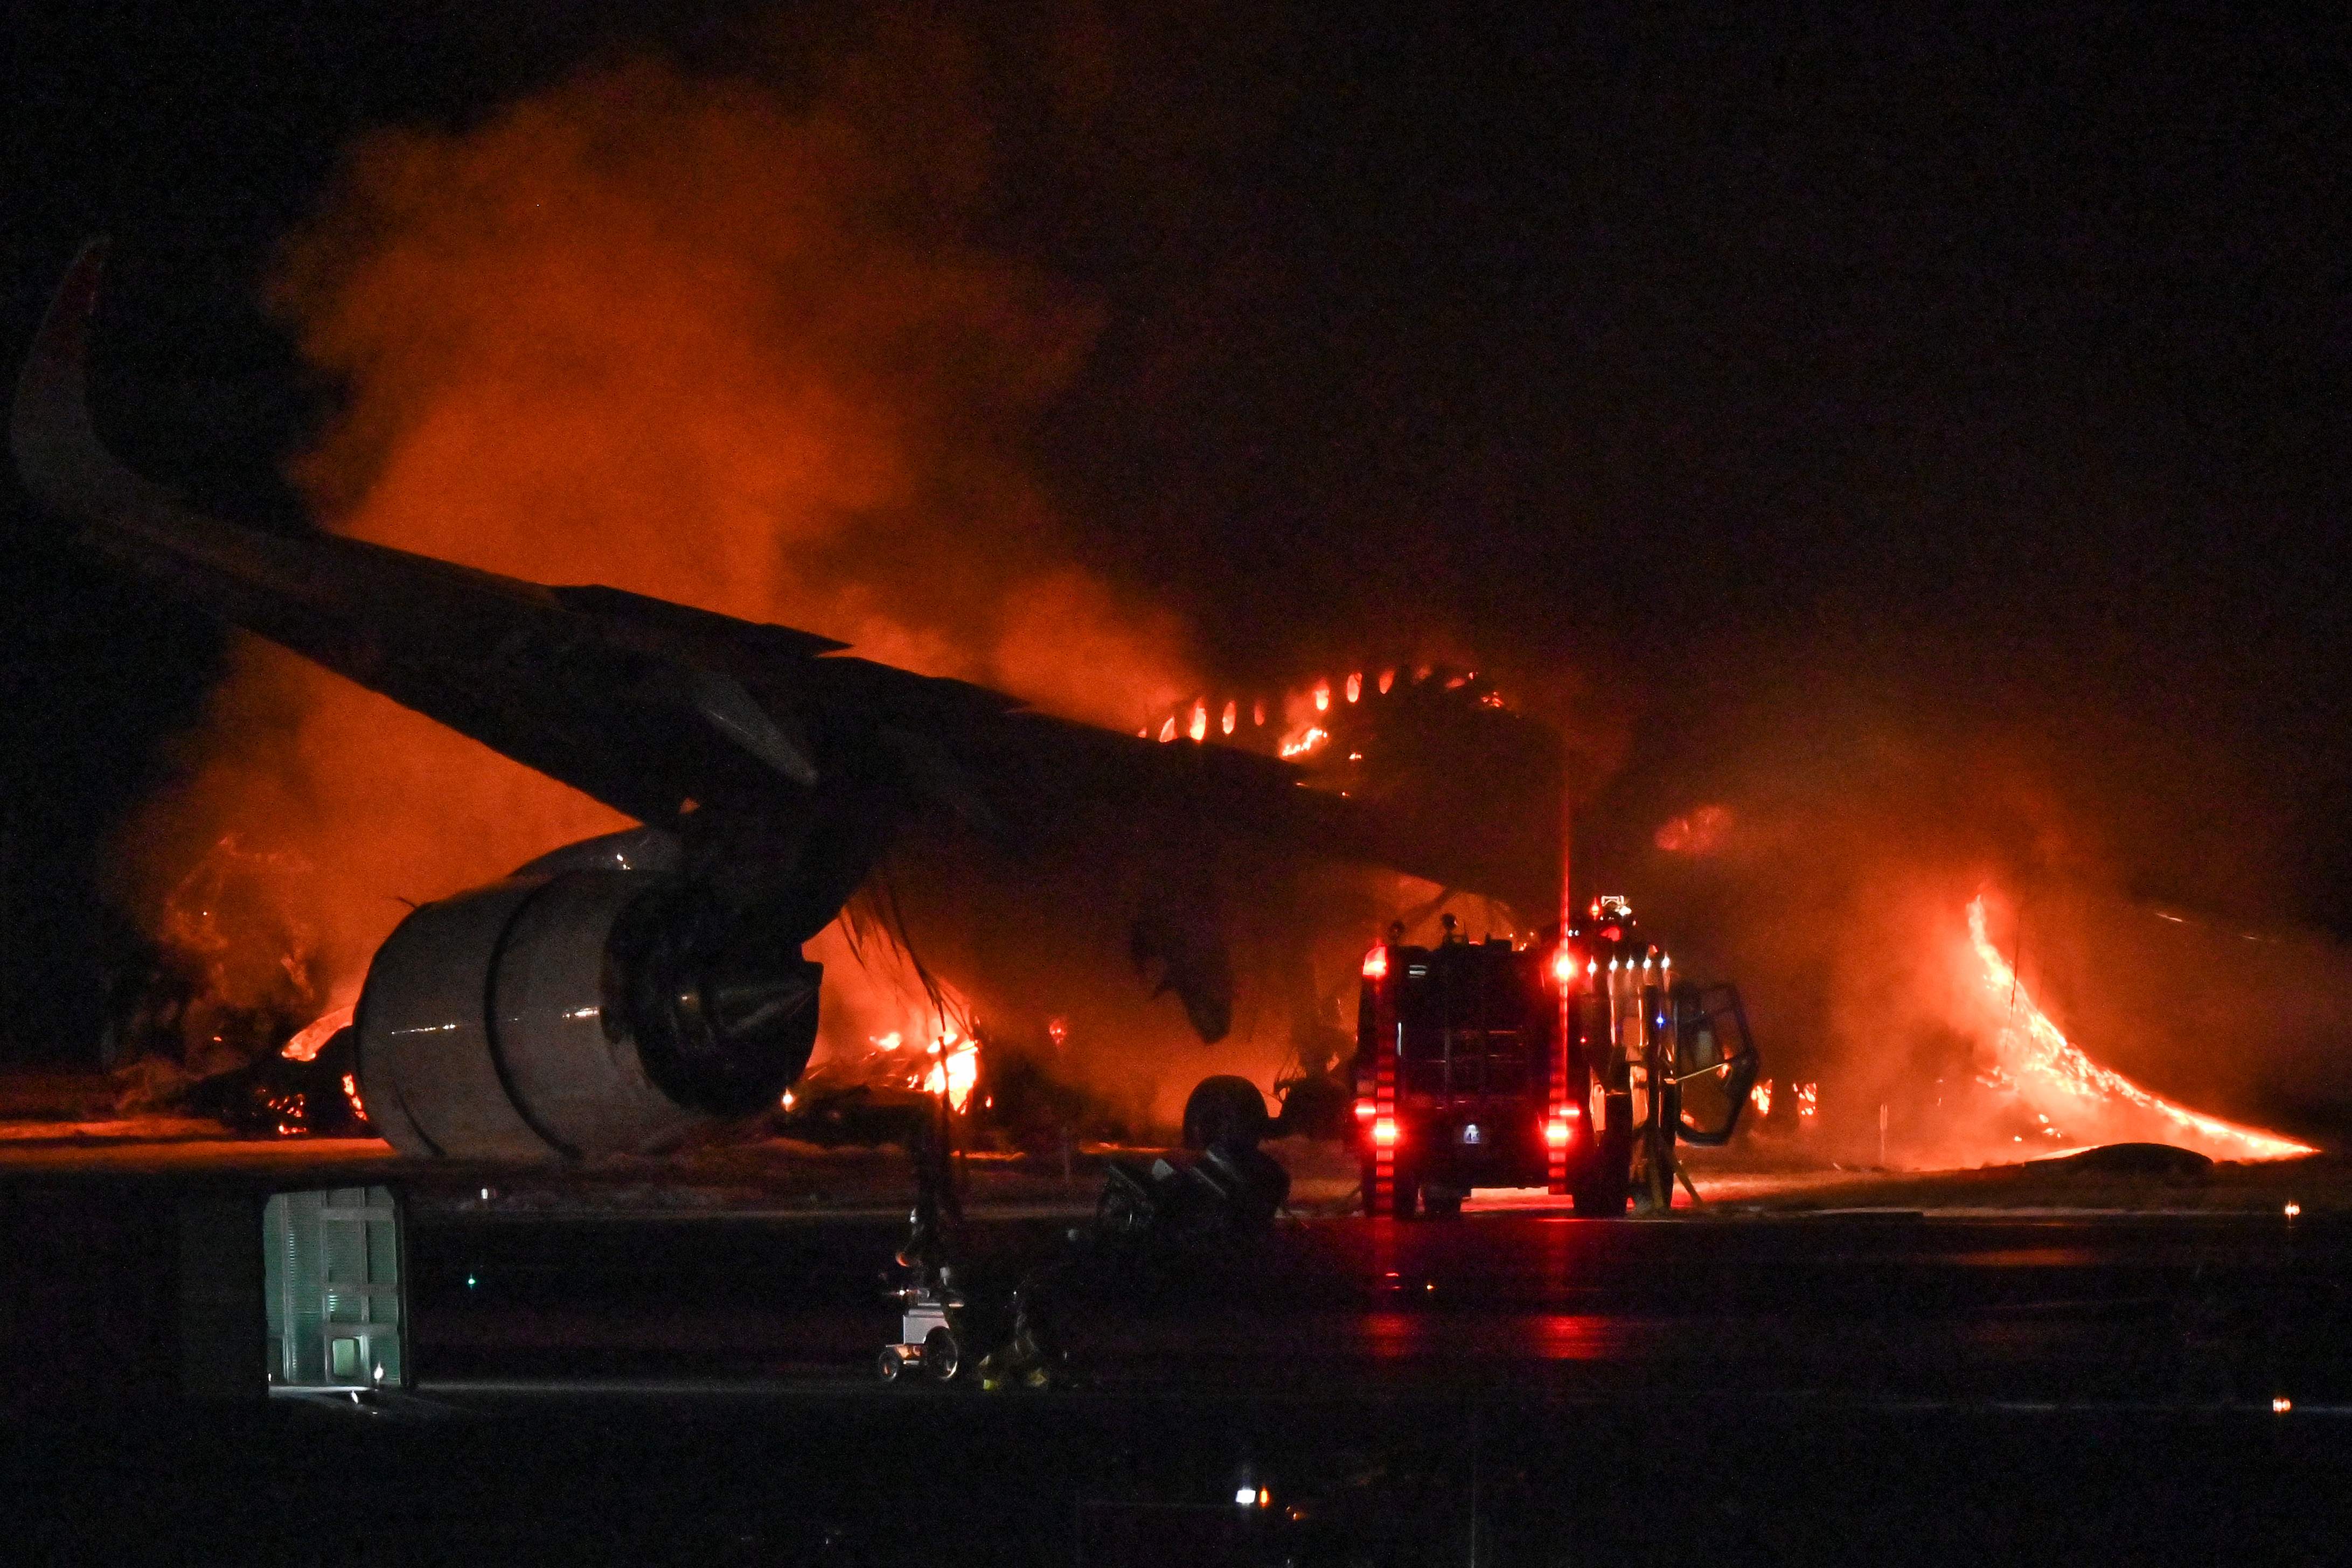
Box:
1353;898;1758;1216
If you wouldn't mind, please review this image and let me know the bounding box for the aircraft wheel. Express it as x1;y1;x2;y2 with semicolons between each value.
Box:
922;1327;961;1383
877;1346;910;1383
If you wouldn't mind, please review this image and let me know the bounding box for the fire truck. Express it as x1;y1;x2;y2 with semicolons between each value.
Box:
1353;897;1759;1217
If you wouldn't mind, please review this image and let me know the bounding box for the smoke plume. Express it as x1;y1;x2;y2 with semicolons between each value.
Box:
118;47;1192;1058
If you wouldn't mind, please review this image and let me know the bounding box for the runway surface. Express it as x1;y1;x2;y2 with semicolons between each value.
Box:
411;1205;2352;1410
9;1154;2352;1564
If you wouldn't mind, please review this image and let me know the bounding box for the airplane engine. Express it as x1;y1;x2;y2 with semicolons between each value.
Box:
354;858;821;1161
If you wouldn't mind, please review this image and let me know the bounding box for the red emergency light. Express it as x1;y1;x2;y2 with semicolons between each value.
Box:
1544;1116;1574;1148
1362;945;1389;980
1372;1116;1399;1148
1550;945;1578;985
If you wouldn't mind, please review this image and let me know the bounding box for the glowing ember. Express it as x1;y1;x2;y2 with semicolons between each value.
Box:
1964;895;2313;1161
282;1003;355;1062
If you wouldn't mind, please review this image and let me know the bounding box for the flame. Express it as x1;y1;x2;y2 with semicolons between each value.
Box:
282;1003;356;1062
1964;896;2313;1160
1221;700;1237;736
1312;680;1331;713
1158;717;1177;743
921;1032;981;1112
1795;1082;1818;1119
1189;702;1208;742
1345;672;1361;703
1750;1078;1772;1117
1280;726;1328;759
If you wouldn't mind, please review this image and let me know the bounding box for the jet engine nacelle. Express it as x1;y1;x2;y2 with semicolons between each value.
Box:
355;834;821;1160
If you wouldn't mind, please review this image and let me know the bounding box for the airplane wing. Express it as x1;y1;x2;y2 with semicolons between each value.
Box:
13;243;1560;929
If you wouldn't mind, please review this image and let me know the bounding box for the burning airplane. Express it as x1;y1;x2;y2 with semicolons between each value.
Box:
15;245;1567;1161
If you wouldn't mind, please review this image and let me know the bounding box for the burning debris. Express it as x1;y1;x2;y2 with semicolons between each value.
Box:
180;1013;371;1138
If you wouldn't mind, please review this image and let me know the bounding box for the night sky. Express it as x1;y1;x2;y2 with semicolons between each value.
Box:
5;4;2347;1069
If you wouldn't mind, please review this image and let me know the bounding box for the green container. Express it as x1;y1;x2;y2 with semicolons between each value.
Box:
263;1186;406;1391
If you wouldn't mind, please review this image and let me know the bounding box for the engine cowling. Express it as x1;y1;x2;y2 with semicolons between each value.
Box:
354;862;821;1160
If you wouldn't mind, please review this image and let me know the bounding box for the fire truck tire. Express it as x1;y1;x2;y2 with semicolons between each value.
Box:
1182;1075;1271;1151
1574;1109;1634;1216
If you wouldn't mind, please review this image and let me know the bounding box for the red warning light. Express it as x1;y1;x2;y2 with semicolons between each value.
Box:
1544;1117;1574;1148
1372;1117;1399;1148
1362;946;1389;980
1550;946;1578;985
1354;1098;1377;1121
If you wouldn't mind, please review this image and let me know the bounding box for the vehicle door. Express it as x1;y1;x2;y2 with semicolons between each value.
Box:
1668;982;1760;1145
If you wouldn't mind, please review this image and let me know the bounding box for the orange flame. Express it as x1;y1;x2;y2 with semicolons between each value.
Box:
282;1002;356;1062
1964;896;2313;1160
921;1032;981;1112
